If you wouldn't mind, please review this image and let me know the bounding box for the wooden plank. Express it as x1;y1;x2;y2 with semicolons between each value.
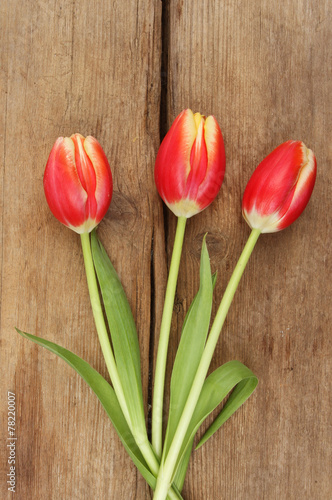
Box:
1;0;161;499
166;0;331;499
1;0;331;499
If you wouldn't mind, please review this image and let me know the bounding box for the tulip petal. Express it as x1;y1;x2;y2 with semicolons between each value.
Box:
70;134;98;222
44;137;88;229
277;145;317;230
83;136;113;223
155;109;197;206
184;117;208;201
195;115;226;211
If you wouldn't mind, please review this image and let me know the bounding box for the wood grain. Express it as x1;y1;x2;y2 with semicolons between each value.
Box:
165;0;332;499
1;0;331;499
1;0;161;498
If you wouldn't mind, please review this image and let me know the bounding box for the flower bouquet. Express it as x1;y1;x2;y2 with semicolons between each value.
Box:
17;109;316;499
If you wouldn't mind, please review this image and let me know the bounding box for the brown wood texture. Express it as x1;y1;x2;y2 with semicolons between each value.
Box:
1;0;331;499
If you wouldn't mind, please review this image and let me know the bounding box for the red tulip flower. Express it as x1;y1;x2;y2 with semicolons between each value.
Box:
152;109;225;456
242;140;316;233
154;109;226;218
44;134;113;233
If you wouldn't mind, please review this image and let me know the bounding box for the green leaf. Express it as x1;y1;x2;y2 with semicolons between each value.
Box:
164;236;213;458
16;329;183;500
16;329;156;488
172;361;258;480
90;231;145;434
196;365;258;449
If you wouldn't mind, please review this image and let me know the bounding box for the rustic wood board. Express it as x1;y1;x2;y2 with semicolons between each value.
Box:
165;1;332;499
1;0;162;498
1;0;331;499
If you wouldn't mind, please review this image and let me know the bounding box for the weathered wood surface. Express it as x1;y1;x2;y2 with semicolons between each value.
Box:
1;0;331;499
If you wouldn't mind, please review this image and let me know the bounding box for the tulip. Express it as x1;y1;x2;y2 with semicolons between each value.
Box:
44;134;113;233
152;109;226;457
154;109;226;218
242;140;317;233
44;137;179;495
153;140;318;500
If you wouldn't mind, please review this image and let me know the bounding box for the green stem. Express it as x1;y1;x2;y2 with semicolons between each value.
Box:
152;216;187;458
80;232;132;427
81;233;181;500
153;228;261;500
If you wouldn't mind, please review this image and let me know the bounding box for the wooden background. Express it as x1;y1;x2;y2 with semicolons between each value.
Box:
1;0;331;499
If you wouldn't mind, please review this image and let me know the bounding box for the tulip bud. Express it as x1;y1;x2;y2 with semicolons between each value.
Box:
242;140;317;233
155;109;226;218
44;134;113;234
